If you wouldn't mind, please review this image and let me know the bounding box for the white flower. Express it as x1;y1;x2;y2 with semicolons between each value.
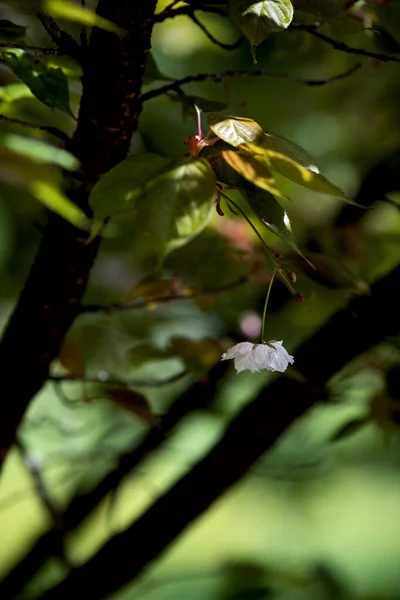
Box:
221;341;294;374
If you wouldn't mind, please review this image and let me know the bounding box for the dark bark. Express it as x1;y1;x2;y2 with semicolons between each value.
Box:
40;264;400;599
0;0;157;462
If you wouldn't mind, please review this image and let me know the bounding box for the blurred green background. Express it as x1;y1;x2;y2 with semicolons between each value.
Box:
1;1;400;598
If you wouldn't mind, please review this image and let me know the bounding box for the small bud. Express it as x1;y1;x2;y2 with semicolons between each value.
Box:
295;292;304;303
288;270;297;283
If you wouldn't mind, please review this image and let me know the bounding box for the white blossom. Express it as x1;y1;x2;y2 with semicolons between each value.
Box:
221;340;294;374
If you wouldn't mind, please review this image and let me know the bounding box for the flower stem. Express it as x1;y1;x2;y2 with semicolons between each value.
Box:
220;193;297;296
261;268;276;343
221;194;280;270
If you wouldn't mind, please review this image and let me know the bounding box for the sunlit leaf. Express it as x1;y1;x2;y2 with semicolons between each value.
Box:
89;153;175;220
30;181;92;230
129;344;171;367
106;388;160;427
208;114;265;147
91;154;216;261
293;0;363;32
0;133;79;170
0;19;26;42
229;0;293;49
44;0;123;34
0;82;34;102
243;144;349;199
4;52;74;117
221;149;286;199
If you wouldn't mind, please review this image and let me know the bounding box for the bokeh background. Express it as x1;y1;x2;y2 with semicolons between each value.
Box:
1;1;400;598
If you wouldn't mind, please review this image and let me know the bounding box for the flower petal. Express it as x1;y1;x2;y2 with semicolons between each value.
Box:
221;342;254;361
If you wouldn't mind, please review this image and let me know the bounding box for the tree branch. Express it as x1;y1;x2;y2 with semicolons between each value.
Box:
0;115;70;142
36;12;82;62
154;3;227;22
295;24;400;64
141;63;361;102
0;362;229;598
0;42;61;55
39;264;400;599
0;0;158;464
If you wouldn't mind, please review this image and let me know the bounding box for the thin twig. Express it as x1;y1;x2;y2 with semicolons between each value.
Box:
141;63;361;102
48;370;188;387
0;115;70;142
0;42;61;55
80;274;250;313
295;24;400;64
188;11;244;50
154;2;226;22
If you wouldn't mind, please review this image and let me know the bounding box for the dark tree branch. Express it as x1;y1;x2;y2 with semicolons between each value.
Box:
39;264;400;599
0;42;61;54
36;12;82;62
0;115;70;142
154;3;227;22
295;24;400;64
141;63;361;102
0;0;158;463
0;362;229;598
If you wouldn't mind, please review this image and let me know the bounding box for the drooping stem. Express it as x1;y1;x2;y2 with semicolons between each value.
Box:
260;268;276;343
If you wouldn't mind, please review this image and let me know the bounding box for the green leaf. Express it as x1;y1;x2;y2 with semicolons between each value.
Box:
221;149;286;199
243;144;348;198
229;0;293;48
44;0;123;34
89;153;175;220
4;52;74;117
30;181;92;230
208;114;265;147
239;180;307;259
0;133;79;170
293;0;363;32
90;154;217;261
0;19;26;42
133;157;217;259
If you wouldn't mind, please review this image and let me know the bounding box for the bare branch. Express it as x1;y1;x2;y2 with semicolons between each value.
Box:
0;42;61;55
36;12;82;62
154;2;227;22
187;11;243;50
141;63;361;102
80;274;250;313
295;24;400;64
0;115;70;142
